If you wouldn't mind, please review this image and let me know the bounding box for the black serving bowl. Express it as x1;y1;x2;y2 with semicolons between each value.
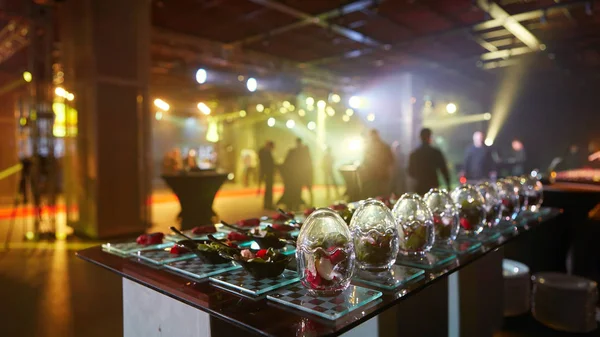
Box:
219;250;292;278
252;235;289;250
175;239;230;264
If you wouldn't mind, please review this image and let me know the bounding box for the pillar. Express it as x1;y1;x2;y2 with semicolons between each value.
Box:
59;0;152;238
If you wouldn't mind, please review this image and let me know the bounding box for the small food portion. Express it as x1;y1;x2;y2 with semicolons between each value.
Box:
136;232;164;246
237;218;261;227
375;196;392;208
221;247;292;278
392;194;434;255
272;212;294;222
304;207;316;216
227;231;250;242
330;203;347;211
271;223;295;232
169;245;190;255
451;185;486;235
177;239;237;264
433;215;452;241
191;225;217;235
423;189;459;244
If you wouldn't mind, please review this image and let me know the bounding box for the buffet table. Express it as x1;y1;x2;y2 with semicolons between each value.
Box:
77;208;561;337
162;172;229;229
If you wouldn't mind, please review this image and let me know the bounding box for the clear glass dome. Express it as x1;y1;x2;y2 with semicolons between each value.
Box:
296;208;355;295
521;175;544;212
349;199;399;271
495;179;521;221
475;181;502;228
508;176;528;211
423;189;459;244
451;184;486;234
391;193;434;256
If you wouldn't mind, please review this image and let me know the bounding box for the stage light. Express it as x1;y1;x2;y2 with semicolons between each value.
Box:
197;102;211;115
367;113;375;122
256;104;264;112
246;77;257;92
288;105;295;111
306;97;314;106
154;98;170;111
286;119;295;129
283;101;291;108
446;103;457;114
307;105;314;111
347;137;364;151
279;107;287;114
239;110;246;117
155;111;163;120
195;68;207;84
330;93;341;103
484;138;494;146
267;117;275;127
23;71;32;82
227;173;235;180
349;96;364;109
298;109;306;117
342;115;350;122
317;100;326;109
307;121;316;130
55;87;66;97
238;75;245;82
185;117;196;127
345;108;354;116
326;106;335;116
66;93;74;101
484;113;491;120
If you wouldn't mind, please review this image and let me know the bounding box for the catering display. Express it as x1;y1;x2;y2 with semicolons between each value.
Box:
451;184;486;235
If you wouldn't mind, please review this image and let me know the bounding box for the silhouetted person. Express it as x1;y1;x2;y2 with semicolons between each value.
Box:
507;139;527;176
277;140;305;210
562;145;585;170
322;147;339;199
463;131;496;181
408;128;450;195
297;139;314;206
258;141;275;210
361;129;394;198
184;149;200;172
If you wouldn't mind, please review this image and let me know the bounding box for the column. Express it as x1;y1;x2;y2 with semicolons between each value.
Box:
59;0;152;238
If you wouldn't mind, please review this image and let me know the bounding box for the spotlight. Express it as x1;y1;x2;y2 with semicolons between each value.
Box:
283;101;291;108
367;113;375;122
197;102;211;115
237;75;245;82
66;93;74;101
484;138;494;146
298;109;306;117
347;137;364;151
317;100;326;109
306;97;314;106
153;98;170;111
239;110;247;117
195;68;207;84
256;104;264;112
349;96;364;109
342;115;350;122
267;117;275;127
55;87;66;97
286;119;295;129
155;111;163;121
345;108;354;116
23;71;32;83
307;121;316;130
330;93;341;103
288;105;295;111
446;103;457;114
484;113;491;120
227;173;235;180
246;77;258;92
279;107;287;114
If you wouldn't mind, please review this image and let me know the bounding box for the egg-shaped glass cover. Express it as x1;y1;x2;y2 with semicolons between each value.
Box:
508;176;528;211
349;199;400;271
521;175;544;212
495;179;521;221
423;189;459;244
392;193;434;255
296;208;355;295
451;184;486;234
475;182;502;228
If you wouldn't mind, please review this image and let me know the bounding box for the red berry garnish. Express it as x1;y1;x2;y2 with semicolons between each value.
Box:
460;218;471;230
433;215;443;225
306;269;321;287
330;204;347;211
227;232;249;241
304;207;316;216
272;223;294;232
256;249;268;259
327;248;346;265
191;226;216;235
136;234;148;245
169;245;190;255
237;218;260;227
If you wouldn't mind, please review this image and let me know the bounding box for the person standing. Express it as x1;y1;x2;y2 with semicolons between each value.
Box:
391;140;406;196
297;139;314;206
408;128;451;195
258;141;276;210
361;129;394;198
463;131;496;181
277;139;305;210
507;139;527;176
322;147;339;199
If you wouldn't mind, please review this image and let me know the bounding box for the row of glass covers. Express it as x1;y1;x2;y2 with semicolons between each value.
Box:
296;175;543;296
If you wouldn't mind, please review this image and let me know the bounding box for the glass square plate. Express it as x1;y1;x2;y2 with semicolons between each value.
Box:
101;241;173;255
396;250;456;270
494;221;518;236
267;285;382;320
130;248;195;265
164;231;226;242
164;259;240;280
463;230;502;244
210;269;300;296
353;265;425;290
432;237;482;255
